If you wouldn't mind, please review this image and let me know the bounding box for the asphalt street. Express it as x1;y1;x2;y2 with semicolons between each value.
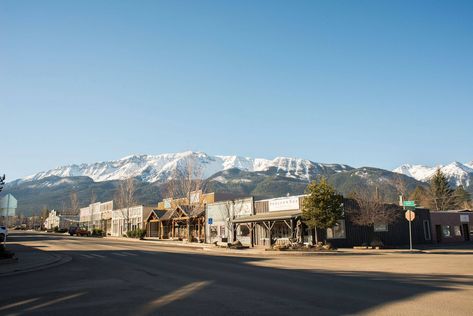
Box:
1;232;473;316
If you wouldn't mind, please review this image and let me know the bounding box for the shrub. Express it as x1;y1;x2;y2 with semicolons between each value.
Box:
92;228;104;237
126;229;146;239
370;238;384;248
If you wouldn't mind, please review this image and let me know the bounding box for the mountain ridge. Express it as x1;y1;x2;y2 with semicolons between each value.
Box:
14;151;353;184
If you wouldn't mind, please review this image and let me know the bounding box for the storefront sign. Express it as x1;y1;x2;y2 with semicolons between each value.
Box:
460;214;470;222
268;197;300;212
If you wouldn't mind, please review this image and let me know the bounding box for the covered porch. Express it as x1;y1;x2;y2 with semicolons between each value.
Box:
232;210;305;248
146;206;205;242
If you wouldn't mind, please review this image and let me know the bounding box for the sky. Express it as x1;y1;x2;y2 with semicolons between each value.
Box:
1;0;473;181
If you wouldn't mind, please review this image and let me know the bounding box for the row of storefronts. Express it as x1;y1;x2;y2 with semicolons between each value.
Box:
145;193;473;248
44;190;472;247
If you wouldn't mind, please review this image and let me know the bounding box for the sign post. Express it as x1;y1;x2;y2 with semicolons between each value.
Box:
403;201;416;251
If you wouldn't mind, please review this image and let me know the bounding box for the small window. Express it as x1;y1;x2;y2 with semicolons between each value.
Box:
327;220;346;239
442;225;451;237
454;226;462;237
238;225;250;237
210;226;217;237
423;220;431;240
374;223;388;232
219;226;226;237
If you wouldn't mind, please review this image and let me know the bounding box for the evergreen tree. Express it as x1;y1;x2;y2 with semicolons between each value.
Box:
454;185;471;209
302;177;344;244
409;185;429;207
430;169;457;211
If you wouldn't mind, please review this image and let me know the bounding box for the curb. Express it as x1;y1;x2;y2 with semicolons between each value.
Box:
0;253;72;277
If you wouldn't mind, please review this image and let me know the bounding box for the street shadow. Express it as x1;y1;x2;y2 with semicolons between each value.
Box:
1;238;473;315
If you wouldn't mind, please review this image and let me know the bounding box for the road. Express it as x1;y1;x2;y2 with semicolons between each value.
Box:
1;232;473;315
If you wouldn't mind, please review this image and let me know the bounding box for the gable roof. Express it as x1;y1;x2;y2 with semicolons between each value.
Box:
145;209;167;222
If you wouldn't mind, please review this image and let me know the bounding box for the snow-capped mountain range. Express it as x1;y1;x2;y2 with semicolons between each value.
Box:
13;151;473;189
17;151;352;184
393;161;473;187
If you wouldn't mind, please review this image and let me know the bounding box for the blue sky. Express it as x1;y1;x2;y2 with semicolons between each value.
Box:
1;0;473;180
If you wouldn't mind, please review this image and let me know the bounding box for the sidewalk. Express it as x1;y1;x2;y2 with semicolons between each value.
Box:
0;245;71;277
106;236;212;249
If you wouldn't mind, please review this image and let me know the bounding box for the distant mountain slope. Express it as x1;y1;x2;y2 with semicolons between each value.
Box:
5;151;472;216
329;167;428;202
394;161;473;188
13;151;353;184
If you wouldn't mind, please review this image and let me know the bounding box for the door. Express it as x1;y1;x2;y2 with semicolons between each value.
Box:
435;225;442;243
462;224;470;241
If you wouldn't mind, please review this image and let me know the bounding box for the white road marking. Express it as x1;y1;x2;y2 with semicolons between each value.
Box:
23;293;85;312
89;254;106;258
0;297;40;311
79;254;94;258
112;253;127;257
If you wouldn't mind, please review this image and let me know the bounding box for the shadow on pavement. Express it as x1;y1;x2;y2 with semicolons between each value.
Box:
1;236;473;315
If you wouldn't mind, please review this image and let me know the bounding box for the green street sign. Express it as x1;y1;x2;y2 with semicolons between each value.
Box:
403;200;416;207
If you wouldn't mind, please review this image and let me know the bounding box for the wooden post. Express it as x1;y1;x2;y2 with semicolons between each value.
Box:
197;220;201;242
250;223;254;248
187;220;190;242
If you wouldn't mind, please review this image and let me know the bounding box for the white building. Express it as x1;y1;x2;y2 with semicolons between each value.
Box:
0;194;17;217
79;200;114;234
44;210;79;230
206;197;254;245
111;205;153;237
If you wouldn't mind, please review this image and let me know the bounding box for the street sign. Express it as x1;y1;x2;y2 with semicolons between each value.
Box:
208;218;213;225
405;210;415;222
403;200;416;207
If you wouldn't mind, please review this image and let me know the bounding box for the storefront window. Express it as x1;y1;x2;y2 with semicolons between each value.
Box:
442;225;451;237
374;223;388;232
327;220;346;239
210;226;217;237
238;225;250;237
454;226;462;236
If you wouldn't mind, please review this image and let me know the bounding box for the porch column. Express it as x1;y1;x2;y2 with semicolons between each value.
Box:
197;220;201;242
187;219;190;241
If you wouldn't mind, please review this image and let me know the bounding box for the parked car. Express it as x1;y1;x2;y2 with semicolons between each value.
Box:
68;226;90;237
0;226;8;242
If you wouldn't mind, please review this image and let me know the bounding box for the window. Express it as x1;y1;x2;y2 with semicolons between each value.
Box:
210;226;217;237
238;225;250;237
442;225;451;237
454;226;462;237
374;223;388;232
219;226;226;237
423;220;431;240
327;220;346;239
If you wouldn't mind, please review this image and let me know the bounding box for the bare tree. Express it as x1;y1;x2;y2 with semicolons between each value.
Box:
347;188;400;244
393;175;409;204
0;174;5;193
115;177;137;233
88;189;97;231
164;159;205;209
70;191;79;214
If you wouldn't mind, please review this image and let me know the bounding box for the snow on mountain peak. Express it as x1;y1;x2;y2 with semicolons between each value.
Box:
19;151;349;184
394;161;473;187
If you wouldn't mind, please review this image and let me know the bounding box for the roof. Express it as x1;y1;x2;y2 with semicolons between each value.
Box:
145;209;168;222
432;210;472;213
232;210;302;223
